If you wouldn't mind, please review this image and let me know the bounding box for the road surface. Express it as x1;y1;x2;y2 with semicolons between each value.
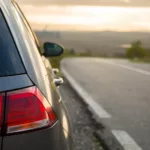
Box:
60;82;103;150
61;58;150;150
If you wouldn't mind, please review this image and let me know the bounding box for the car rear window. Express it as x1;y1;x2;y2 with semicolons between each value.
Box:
0;10;25;77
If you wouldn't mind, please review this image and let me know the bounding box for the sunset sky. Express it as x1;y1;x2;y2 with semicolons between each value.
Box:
17;0;150;31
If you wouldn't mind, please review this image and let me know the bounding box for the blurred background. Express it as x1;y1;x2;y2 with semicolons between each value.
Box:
17;0;150;58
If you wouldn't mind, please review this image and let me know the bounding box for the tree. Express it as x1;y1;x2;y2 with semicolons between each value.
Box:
126;40;147;59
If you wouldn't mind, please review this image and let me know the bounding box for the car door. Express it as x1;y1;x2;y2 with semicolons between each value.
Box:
40;48;72;147
42;55;73;149
13;3;72;144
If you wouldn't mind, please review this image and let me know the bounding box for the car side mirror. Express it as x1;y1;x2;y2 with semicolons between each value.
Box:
53;77;64;86
43;42;64;57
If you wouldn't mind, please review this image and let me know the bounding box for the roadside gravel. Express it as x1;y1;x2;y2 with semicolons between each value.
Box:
60;81;104;150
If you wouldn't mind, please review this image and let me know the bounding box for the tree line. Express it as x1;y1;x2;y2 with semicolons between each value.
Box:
126;40;150;59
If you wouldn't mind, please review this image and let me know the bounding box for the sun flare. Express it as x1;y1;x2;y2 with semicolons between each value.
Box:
20;5;150;31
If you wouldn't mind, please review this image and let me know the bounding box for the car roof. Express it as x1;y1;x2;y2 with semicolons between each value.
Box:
0;0;12;7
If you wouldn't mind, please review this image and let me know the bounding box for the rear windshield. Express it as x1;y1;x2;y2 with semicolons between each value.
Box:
0;10;25;77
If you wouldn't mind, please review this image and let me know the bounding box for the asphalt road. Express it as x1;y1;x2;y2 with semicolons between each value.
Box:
59;82;104;150
61;58;150;150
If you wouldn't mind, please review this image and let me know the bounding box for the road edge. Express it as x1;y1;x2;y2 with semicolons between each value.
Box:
61;64;124;150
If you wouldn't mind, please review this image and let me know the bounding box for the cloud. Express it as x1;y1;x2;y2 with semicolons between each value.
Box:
20;5;150;31
17;0;150;6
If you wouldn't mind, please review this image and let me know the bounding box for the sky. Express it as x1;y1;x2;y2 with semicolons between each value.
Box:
17;0;150;6
17;0;150;31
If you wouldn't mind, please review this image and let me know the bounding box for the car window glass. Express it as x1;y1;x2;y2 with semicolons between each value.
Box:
0;10;25;77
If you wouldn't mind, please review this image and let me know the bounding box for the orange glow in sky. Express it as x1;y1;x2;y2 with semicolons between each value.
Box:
20;5;150;31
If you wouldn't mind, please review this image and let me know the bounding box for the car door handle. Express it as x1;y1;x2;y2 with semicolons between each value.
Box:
52;68;59;74
53;77;64;86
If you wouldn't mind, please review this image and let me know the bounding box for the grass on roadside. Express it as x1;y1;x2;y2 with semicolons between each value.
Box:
49;49;97;68
129;58;150;63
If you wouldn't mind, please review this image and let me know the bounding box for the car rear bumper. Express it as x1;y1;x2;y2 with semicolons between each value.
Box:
2;121;72;150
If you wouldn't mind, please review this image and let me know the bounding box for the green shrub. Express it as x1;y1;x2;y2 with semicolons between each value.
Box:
126;40;147;59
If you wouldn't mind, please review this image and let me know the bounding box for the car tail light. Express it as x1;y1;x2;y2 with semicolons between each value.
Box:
0;94;4;130
5;87;57;134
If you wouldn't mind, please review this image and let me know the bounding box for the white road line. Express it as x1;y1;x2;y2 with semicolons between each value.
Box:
112;130;142;150
98;59;150;76
61;66;111;119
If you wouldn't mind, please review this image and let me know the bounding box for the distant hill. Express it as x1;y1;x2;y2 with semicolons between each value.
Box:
36;31;61;39
35;31;150;57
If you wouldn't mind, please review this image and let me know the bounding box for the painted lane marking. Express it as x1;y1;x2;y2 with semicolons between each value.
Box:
97;59;150;76
61;66;111;118
112;130;142;150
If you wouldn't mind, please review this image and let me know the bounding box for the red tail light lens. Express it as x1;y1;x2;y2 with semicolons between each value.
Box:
0;94;4;128
5;87;57;134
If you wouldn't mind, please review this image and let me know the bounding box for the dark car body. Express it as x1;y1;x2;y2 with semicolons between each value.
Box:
0;0;72;150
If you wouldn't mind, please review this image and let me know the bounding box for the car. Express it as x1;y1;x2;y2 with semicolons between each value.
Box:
0;0;73;150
